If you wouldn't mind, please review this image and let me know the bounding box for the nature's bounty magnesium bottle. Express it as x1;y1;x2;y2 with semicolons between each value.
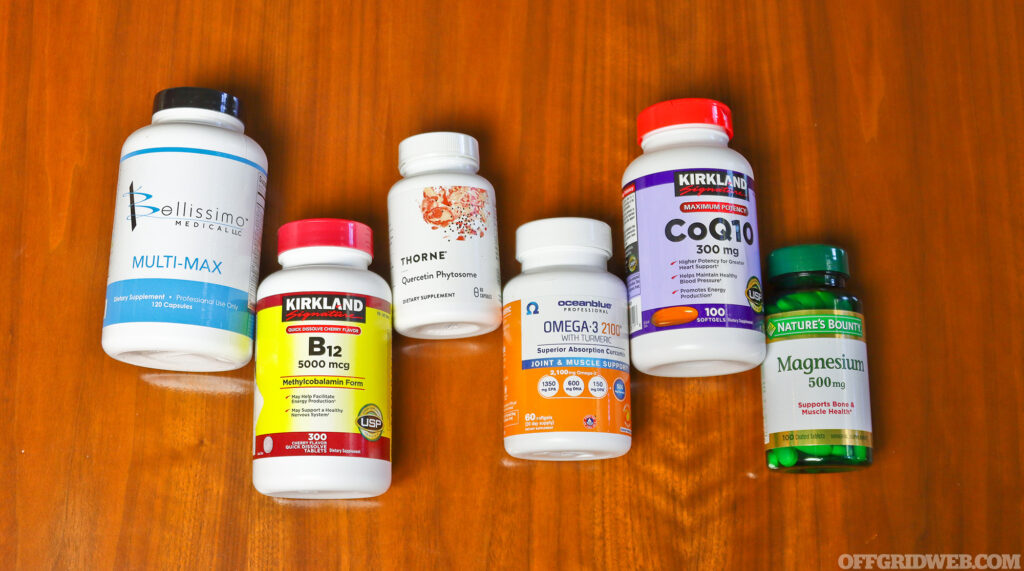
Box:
760;244;873;472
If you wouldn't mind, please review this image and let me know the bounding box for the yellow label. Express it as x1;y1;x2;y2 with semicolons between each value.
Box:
253;291;391;461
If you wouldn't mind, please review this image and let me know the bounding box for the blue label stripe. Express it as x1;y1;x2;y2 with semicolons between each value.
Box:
522;358;630;373
104;278;253;337
121;147;268;175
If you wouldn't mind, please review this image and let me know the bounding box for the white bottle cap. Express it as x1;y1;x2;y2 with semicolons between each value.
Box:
398;132;480;176
515;217;613;261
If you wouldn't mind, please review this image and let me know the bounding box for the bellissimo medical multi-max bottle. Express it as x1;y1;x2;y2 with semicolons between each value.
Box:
102;87;268;372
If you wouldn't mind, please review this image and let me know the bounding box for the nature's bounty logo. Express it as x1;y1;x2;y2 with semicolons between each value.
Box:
356;403;384;441
767;312;865;340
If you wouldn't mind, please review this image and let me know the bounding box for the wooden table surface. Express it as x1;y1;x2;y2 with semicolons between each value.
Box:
3;0;1022;568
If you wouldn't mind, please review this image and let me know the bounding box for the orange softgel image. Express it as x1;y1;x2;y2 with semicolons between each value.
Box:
651;305;699;327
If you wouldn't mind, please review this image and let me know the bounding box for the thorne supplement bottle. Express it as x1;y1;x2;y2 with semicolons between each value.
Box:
503;218;631;460
761;244;872;472
252;219;392;498
622;98;765;377
102;87;268;372
387;132;501;339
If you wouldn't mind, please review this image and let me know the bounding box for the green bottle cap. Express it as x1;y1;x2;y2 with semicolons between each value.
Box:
767;244;849;279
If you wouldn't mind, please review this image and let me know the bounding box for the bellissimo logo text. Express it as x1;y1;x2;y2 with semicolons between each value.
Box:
125;182;248;235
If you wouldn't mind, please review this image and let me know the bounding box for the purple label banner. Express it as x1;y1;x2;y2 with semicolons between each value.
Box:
632;303;762;338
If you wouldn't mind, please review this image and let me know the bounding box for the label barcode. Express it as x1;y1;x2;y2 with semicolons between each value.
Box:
629;298;641;333
622;191;638;246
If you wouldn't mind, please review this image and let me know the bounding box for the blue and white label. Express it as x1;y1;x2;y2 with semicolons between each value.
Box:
104;278;252;336
519;294;630;373
104;147;267;338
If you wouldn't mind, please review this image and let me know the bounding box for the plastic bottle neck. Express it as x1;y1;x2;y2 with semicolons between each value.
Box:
772;271;848;290
640;125;730;152
520;248;609;272
399;156;479;177
279;247;371;269
152;108;245;132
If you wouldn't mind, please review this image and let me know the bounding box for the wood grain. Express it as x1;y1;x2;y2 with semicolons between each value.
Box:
2;0;1022;568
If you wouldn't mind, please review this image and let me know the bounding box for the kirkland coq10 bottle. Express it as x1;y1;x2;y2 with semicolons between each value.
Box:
621;98;765;378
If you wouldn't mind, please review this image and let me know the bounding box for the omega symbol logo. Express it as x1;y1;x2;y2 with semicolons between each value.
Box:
526;302;540;315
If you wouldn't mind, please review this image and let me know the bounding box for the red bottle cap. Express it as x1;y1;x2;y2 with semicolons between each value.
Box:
636;98;733;145
277;218;373;257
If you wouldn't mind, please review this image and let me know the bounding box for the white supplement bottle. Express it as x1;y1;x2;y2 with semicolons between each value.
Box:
503;218;632;460
387;132;501;339
622;98;765;377
102;87;268;372
252;219;392;499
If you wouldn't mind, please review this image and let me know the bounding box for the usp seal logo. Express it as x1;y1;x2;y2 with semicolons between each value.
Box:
745;277;763;314
356;403;384;441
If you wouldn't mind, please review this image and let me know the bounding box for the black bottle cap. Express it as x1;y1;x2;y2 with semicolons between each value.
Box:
152;87;242;120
